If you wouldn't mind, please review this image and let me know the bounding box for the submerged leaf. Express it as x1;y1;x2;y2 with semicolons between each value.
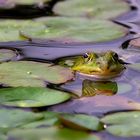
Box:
60;114;103;131
8;127;100;140
101;111;140;137
53;0;130;19
0;87;71;107
0;61;74;87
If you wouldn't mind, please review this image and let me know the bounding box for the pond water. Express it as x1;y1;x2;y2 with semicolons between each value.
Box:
1;0;140;140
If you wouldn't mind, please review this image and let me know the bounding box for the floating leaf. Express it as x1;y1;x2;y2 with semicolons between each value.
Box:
0;109;43;130
23;111;60;128
0;87;71;107
0;17;128;43
82;80;117;97
60;114;103;131
34;17;128;43
8;127;100;140
0;61;74;87
0;49;17;62
101;111;140;137
0;20;47;42
53;0;130;19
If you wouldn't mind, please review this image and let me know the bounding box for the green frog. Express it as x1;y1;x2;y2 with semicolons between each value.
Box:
58;51;126;79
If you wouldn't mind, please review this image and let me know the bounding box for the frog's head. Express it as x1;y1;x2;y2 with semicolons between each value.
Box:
72;51;125;78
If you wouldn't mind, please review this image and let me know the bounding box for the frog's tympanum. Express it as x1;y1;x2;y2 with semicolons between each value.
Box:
59;51;125;79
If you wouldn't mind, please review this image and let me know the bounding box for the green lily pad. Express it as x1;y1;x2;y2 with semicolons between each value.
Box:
22;111;60;128
0;87;71;107
0;49;17;62
0;109;43;129
53;0;130;19
82;80;117;97
60;114;103;131
0;20;47;42
0;18;128;43
34;17;128;43
8;127;100;140
0;61;74;87
101;111;140;137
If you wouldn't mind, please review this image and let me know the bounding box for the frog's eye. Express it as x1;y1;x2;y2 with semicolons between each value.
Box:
83;53;89;58
113;53;119;60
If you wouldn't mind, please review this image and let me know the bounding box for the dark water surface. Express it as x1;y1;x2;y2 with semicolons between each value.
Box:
1;0;140;140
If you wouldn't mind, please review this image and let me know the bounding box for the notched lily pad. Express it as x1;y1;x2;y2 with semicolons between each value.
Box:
34;17;128;43
53;0;130;19
0;17;128;43
59;114;103;131
0;109;43;129
0;49;18;62
8;127;100;140
101;111;140;137
0;61;74;87
0;87;71;107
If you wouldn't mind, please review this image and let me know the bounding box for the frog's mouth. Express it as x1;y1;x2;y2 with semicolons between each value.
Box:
77;68;125;79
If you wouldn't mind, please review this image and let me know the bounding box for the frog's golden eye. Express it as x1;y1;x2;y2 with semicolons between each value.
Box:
83;52;89;58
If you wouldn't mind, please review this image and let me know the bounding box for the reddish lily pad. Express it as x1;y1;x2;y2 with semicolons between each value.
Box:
53;0;130;19
0;61;74;87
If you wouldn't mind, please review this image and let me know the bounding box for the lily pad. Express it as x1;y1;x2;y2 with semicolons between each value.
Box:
22;111;60;128
0;87;71;107
0;109;43;129
8;127;100;140
0;20;47;42
59;114;103;131
0;49;18;62
101;111;140;137
53;0;130;19
0;18;128;43
0;61;74;87
34;17;128;43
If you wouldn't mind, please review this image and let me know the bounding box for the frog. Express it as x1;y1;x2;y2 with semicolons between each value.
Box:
58;51;126;79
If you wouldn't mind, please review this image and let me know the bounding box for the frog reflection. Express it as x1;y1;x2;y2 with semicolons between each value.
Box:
82;79;118;97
